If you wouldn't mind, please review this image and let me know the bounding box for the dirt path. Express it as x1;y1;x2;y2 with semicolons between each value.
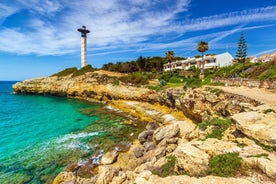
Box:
209;86;276;107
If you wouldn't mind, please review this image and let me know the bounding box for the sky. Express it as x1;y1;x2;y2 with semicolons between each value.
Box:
0;0;275;80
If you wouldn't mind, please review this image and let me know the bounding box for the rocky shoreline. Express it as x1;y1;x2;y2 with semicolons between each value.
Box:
13;72;276;184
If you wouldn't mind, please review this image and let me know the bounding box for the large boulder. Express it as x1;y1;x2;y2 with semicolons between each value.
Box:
232;111;276;146
153;124;180;143
101;150;119;165
96;165;120;184
174;143;210;176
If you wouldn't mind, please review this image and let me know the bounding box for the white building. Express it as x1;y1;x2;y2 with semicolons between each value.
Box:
163;52;234;72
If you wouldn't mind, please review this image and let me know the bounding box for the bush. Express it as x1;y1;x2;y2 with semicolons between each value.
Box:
51;67;78;77
207;153;242;177
199;118;232;139
152;155;177;177
184;78;202;88
169;76;182;83
72;65;95;77
159;72;173;82
119;72;149;85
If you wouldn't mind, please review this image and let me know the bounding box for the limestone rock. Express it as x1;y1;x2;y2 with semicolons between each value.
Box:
153;124;180;143
101;150;118;165
110;171;126;184
174;143;210;176
191;138;241;156
145;175;254;184
96;165;120;184
134;170;152;184
232;111;276;146
138;130;154;144
133;145;145;158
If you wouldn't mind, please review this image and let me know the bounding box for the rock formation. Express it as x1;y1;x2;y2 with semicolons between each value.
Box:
13;72;276;184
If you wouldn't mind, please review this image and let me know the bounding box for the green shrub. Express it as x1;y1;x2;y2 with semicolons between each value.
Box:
169;76;182;83
152;155;178;177
207;153;242;177
263;109;275;114
159;80;167;86
199;118;232;139
184;78;202;88
51;67;78;77
72;65;95;77
119;72;149;85
159;72;173;82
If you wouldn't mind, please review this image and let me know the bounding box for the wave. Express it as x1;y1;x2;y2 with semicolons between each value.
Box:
56;132;99;143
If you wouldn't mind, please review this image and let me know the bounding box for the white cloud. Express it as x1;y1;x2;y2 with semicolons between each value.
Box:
0;0;275;57
0;3;19;23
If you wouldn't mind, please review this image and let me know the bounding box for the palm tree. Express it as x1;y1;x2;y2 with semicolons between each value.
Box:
165;51;174;71
197;41;209;75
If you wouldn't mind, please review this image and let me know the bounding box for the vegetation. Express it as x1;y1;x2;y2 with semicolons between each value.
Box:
263;108;275;114
235;32;247;63
119;72;149;85
197;41;209;75
72;64;95;77
207;153;242;177
152;155;179;177
165;50;175;67
102;56;167;73
51;65;95;77
199;118;232;139
51;67;78;77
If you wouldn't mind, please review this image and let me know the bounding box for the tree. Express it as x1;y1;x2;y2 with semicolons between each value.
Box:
197;41;209;75
235;32;247;63
165;51;174;71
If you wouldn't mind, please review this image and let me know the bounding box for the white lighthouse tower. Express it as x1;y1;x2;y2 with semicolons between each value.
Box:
77;26;90;68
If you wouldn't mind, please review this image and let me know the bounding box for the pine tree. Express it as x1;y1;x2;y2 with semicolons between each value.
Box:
235;33;247;63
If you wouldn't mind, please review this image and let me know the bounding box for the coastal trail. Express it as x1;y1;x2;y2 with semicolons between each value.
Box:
209;86;276;107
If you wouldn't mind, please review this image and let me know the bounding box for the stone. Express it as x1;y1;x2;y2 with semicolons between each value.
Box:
134;170;152;184
143;141;156;152
133;145;145;158
191;138;241;156
101;150;118;165
138;130;154;144
145;175;254;184
110;171;126;184
243;153;276;178
145;147;166;161
174;143;210;176
153;124;180;143
146;123;159;130
96;165;120;184
232;111;276;146
114;150;144;171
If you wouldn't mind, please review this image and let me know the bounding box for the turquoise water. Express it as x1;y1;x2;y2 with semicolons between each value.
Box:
0;81;144;183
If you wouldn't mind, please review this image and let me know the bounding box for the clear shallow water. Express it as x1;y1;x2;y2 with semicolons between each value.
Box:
0;81;144;183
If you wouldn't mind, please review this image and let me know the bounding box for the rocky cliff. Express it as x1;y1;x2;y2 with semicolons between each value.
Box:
13;72;276;184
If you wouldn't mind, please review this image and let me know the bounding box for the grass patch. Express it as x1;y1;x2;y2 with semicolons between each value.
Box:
210;88;223;95
207;153;242;177
253;138;276;152
263;109;275;114
152;155;178;177
199;118;232;140
233;140;247;148
247;153;268;158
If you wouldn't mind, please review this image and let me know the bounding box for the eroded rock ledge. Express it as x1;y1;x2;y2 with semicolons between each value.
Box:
13;72;276;184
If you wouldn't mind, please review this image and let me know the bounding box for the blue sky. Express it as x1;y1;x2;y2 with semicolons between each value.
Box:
0;0;275;80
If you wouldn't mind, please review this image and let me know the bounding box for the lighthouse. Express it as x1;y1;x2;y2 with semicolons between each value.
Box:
77;26;90;68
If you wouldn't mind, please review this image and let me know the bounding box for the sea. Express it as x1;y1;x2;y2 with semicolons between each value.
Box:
0;81;144;184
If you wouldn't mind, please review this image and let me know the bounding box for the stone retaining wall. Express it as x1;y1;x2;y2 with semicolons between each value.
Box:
211;78;276;89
